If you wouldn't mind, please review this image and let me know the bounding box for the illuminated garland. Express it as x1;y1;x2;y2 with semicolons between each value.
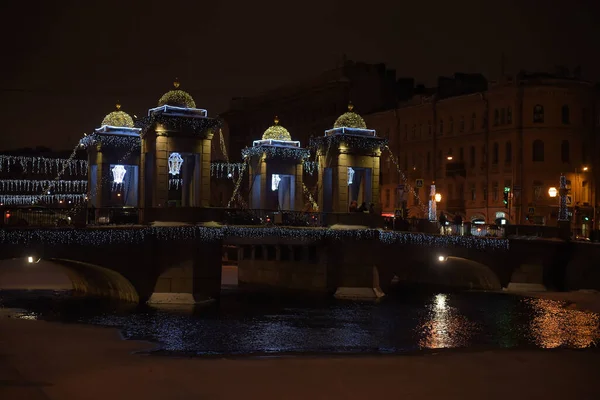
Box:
242;145;310;161
302;182;318;211
210;162;245;179
138;114;222;137
0;155;87;175
384;145;427;216
79;134;141;150
0;194;86;206
218;128;230;162
310;134;387;153
0;225;509;252
0;180;87;193
227;161;249;208
262;125;292;141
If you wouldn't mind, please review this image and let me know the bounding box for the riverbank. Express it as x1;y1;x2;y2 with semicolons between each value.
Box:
0;314;599;399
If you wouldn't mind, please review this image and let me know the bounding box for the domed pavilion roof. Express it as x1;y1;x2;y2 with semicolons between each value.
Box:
333;102;367;129
262;117;292;141
158;79;196;108
101;103;135;128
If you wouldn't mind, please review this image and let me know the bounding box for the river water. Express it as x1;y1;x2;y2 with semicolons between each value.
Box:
1;288;599;356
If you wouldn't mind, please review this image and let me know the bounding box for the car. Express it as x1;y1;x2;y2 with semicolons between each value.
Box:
3;206;72;227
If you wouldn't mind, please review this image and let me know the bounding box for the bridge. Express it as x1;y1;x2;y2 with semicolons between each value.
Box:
0;226;598;303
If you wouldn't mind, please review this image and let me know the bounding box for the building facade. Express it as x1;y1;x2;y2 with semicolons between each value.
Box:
365;71;599;231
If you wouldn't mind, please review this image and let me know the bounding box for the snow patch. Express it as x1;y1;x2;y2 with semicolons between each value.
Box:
150;221;193;227
202;221;222;227
329;224;369;230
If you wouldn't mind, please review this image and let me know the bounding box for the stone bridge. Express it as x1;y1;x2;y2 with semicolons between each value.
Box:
1;227;598;303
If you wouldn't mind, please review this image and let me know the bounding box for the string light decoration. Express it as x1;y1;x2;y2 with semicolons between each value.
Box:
210;162;244;179
0;155;87;175
79;133;141;150
111;165;126;184
168;153;184;175
157;79;197;109
242;145;310;160
303;160;319;175
101;103;135;128
262;116;292;141
384;145;428;217
333;103;367;129
310;134;387;153
0;194;86;206
0;180;87;193
0;224;510;252
302;182;318;211
137;113;222;137
227;160;249;208
218;128;230;162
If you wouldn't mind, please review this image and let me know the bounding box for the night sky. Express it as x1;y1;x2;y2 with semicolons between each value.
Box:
1;0;598;151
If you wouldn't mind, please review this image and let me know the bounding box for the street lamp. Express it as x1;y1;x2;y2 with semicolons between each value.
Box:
548;187;557;198
435;193;442;202
446;155;453;161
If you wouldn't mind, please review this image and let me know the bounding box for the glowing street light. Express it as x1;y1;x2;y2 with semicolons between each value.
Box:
548;187;558;198
582;166;589;172
438;255;447;262
435;193;442;202
446;155;453;161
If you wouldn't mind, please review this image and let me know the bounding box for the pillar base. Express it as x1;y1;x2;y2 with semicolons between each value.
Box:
334;287;385;300
147;293;196;305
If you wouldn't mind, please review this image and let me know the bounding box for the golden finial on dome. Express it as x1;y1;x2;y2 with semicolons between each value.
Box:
348;102;354;112
115;102;121;111
274;116;279;125
173;78;180;89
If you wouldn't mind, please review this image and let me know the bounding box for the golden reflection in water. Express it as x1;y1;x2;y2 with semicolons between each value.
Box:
418;294;475;349
527;298;600;349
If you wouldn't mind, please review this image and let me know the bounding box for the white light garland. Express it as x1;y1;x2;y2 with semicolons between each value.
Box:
271;174;281;191
0;180;87;193
0;155;88;176
0;194;86;206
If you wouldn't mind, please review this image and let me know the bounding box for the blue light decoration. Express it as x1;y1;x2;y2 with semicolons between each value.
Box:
271;174;281;191
168;153;184;175
348;167;355;185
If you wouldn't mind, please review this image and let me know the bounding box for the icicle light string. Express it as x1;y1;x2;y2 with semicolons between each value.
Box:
0;155;88;176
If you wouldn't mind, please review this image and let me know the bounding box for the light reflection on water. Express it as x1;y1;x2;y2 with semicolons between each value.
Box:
526;298;600;349
2;290;600;356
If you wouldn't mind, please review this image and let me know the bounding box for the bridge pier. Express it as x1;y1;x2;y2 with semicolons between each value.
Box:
329;238;386;300
147;240;222;305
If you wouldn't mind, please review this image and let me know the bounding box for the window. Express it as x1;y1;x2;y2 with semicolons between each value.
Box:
439;120;443;135
470;183;476;201
494;109;499;125
449;117;454;133
532;139;544;162
561;140;570;163
492;142;499;164
505;141;512;163
471;113;476;130
533;105;544;123
561;105;570;124
459;147;464;162
419;124;423;137
482;183;488;201
507;107;512;124
458;183;464;200
427;152;431;172
437;150;442;166
411;124;416;139
428;121;432;136
500;108;506;124
470;146;476;168
533;181;543;201
492;182;499;202
459;116;465;132
385;189;390;208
